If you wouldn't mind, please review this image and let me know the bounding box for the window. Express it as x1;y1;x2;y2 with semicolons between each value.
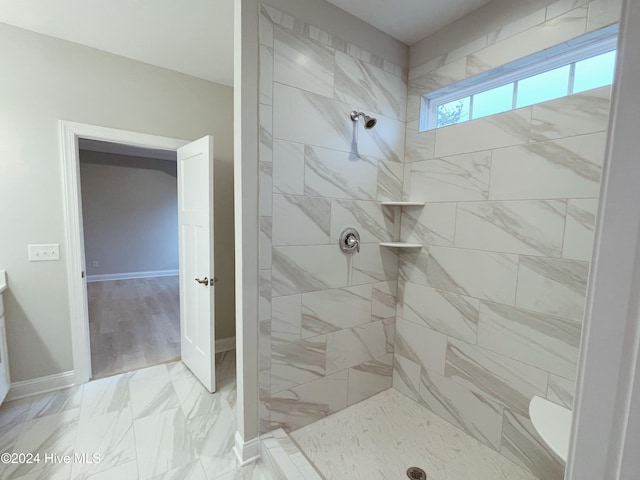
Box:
422;25;618;131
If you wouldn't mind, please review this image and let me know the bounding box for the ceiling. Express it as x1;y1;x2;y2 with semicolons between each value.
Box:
326;0;494;45
0;0;233;86
0;0;491;86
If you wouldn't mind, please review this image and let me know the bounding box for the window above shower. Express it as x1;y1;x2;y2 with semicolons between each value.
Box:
419;25;618;132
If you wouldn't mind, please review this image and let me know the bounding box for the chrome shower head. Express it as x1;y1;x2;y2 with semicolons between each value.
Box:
350;111;377;129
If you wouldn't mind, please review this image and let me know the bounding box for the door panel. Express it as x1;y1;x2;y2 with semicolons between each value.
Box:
178;136;215;392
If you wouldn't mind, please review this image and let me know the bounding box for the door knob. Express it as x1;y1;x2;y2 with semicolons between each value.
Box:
195;277;209;286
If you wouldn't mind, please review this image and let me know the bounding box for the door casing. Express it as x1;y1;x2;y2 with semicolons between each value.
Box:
60;121;188;384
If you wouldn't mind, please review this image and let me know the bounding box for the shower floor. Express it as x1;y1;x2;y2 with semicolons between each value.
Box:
290;389;539;480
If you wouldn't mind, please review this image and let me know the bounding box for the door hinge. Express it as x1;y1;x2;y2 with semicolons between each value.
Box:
81;271;85;278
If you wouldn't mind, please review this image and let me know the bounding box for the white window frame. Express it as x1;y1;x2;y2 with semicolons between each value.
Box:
420;24;619;132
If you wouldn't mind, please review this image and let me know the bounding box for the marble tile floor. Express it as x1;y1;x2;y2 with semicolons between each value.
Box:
0;351;274;480
291;388;540;480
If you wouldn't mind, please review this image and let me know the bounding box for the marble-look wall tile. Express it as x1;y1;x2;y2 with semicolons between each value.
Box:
259;319;272;385
273;140;304;195
547;374;576;409
273;83;405;163
347;354;394;405
272;295;302;340
489;133;606;200
478;301;581;379
404;121;435;163
269;371;348;432
301;284;372;337
259;7;274;47
546;0;589;20
259;270;272;322
392;354;421;402
428;246;519;305
259;217;272;270
466;7;588;77
454;200;567;257
304;145;378;200
419;368;504;450
352;244;399;284
334;50;407;121
587;0;623;31
530;86;611;141
434;108;530;158
445;338;548;416
260;104;273;163
330;199;394;244
259;44;273;105
372;280;396;321
403;283;478;343
274;27;335;98
376;160;403;202
272;245;349;296
272;194;331;246
516;256;589;322
500;410;565;480
563;198;598;261
408;152;491;202
395;317;447;375
444;36;489;64
271;335;327;394
408;58;467;102
326;319;394;374
398;248;429;285
259;162;272;217
487;8;546;45
401;203;456;247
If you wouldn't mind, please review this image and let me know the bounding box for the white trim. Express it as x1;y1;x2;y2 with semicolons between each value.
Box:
421;24;619;131
216;336;236;353
233;431;261;466
6;371;76;402
78;138;177;161
59;121;188;385
566;1;640;478
86;270;179;283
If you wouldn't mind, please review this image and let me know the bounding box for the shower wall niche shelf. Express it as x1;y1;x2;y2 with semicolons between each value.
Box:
380;242;422;248
380;201;425;249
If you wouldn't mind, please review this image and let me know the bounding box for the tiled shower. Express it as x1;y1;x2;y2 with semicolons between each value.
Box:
256;0;621;479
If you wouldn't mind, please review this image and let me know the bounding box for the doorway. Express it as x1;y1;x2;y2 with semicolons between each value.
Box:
60;121;217;392
79;140;180;379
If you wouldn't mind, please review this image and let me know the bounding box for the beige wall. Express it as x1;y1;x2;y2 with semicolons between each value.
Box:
0;22;235;382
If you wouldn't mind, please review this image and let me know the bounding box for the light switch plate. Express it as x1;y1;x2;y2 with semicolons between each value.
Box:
28;244;61;262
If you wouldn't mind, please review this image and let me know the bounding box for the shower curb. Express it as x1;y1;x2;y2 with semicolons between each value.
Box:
261;429;324;480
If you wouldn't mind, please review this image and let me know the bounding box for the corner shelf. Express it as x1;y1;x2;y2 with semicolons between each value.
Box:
380;202;425;207
379;201;425;250
379;242;423;248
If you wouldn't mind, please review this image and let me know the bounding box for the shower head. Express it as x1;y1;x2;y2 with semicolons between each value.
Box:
350;111;377;129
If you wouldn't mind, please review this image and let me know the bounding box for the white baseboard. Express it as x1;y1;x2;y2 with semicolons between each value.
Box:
234;431;261;466
216;336;236;353
86;270;179;282
7;371;76;402
6;339;235;402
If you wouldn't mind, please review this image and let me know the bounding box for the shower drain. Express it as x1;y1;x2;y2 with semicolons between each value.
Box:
406;466;427;480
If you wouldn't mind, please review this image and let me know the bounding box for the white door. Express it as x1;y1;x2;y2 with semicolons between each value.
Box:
178;135;216;393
